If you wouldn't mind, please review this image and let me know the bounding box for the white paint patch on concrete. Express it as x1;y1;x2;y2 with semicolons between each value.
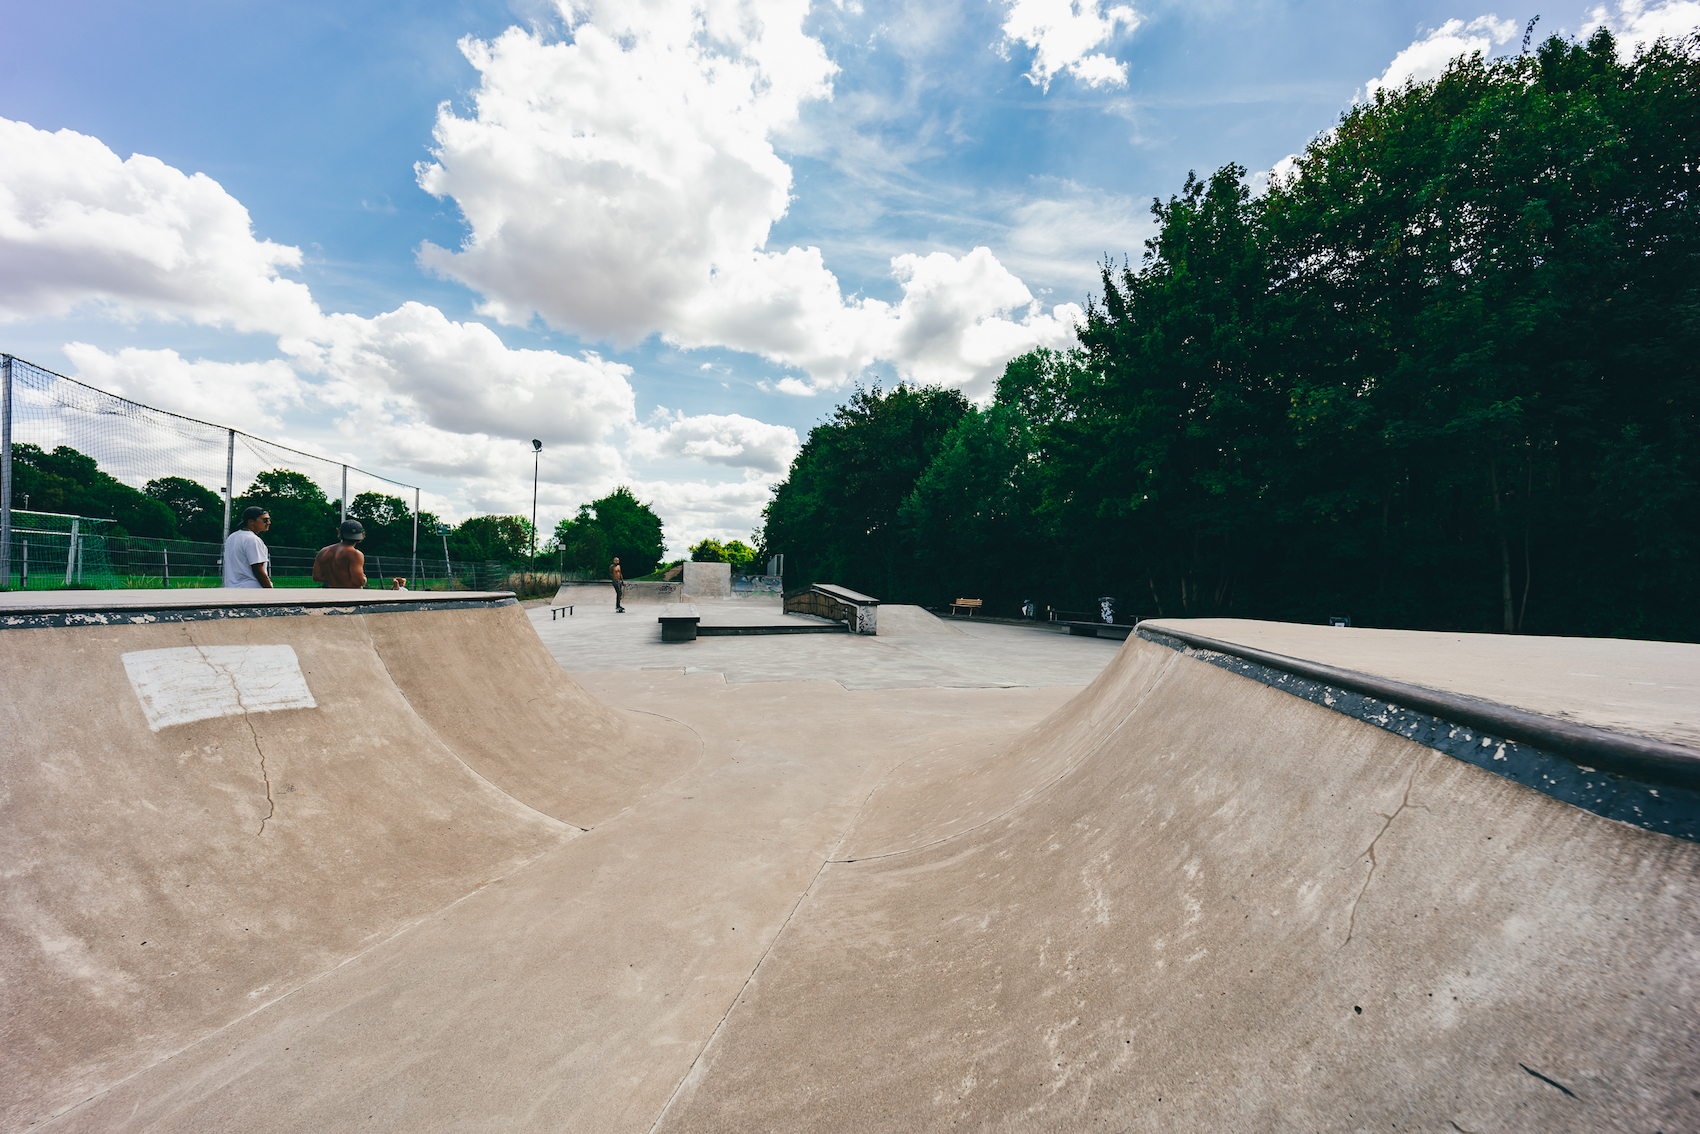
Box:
122;645;316;731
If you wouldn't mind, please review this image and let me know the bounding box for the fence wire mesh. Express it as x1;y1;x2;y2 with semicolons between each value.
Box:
0;353;516;592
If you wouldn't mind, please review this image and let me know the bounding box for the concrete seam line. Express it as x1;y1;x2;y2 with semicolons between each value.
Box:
647;841;845;1133
1138;625;1700;842
1137;623;1700;789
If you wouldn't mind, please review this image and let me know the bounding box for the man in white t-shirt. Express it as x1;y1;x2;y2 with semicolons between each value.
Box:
222;507;274;589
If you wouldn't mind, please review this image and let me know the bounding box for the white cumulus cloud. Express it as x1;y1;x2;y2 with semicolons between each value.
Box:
59;343;307;435
0;117;320;340
631;410;800;475
1366;16;1517;100
415;6;1078;395
305;301;637;449
1583;0;1700;58
628;476;778;553
1000;0;1141;91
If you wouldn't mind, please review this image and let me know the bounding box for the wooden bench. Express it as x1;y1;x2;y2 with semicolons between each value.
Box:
550;604;574;620
949;598;983;617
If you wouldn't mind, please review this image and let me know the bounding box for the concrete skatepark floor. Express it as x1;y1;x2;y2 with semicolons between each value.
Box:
529;597;1121;689
3;589;1697;1132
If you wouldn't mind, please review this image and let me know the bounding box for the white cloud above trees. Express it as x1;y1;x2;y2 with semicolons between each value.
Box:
414;4;1079;394
1365;16;1516;99
1583;0;1700;57
999;0;1140;91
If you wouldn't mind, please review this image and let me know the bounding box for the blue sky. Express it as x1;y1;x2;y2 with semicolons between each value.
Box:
4;0;1694;551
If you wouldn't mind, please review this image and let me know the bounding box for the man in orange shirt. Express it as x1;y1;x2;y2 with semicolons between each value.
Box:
314;520;369;589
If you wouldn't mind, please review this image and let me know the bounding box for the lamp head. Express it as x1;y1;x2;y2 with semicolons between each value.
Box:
531;439;543;452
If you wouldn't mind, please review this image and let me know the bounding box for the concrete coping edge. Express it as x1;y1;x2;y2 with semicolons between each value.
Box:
1138;621;1700;792
0;593;517;629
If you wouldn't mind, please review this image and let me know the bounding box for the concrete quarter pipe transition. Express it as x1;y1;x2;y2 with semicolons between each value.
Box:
1;589;1695;1132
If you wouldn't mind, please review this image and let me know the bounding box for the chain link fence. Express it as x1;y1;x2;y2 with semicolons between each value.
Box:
0;353;516;592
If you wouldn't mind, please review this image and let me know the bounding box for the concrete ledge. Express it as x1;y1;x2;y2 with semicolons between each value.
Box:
658;603;701;643
0;588;516;629
1063;621;1132;640
696;623;848;636
1139;622;1700;840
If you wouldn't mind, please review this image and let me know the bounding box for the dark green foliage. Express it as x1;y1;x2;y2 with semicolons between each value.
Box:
760;384;970;594
234;469;336;550
450;515;535;562
10;444;178;538
763;31;1700;638
689;537;759;573
347;492;418;557
145;477;223;542
552;486;665;576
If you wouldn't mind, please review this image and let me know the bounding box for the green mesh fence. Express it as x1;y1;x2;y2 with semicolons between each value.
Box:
6;510;118;589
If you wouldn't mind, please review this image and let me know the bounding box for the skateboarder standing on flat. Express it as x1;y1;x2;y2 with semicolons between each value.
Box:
611;557;625;612
313;519;369;589
222;507;274;589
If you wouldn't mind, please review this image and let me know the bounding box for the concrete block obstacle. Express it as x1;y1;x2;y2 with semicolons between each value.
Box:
3;589;1697;1133
682;560;730;598
658;602;700;642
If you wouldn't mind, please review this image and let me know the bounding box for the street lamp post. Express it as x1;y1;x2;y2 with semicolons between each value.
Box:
530;439;542;597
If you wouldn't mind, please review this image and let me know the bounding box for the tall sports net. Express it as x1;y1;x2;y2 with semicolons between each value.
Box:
0;353;468;591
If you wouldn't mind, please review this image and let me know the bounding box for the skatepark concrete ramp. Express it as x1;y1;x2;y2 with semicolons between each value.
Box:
2;593;1696;1132
0;590;696;1130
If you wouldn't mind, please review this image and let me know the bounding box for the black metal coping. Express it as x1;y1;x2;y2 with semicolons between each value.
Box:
1137;623;1700;842
697;624;848;636
0;594;517;630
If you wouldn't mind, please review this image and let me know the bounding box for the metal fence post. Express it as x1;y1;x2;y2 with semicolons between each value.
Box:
222;428;235;536
0;354;12;589
340;464;348;523
412;487;420;584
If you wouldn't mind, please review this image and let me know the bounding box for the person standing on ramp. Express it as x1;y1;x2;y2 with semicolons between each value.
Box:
611;556;625;612
314;519;369;589
222;506;274;589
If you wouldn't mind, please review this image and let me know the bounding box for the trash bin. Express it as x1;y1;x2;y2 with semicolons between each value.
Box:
1098;597;1116;625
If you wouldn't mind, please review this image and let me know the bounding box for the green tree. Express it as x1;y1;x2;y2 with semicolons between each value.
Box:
760;384;970;597
347;492;416;557
10;444;178;538
767;30;1700;638
553;487;665;576
235;469;336;550
450;515;535;562
145;477;223;542
690;537;759;573
901;401;1047;609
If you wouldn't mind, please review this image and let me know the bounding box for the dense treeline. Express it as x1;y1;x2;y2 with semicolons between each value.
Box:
7;444;555;566
761;31;1700;639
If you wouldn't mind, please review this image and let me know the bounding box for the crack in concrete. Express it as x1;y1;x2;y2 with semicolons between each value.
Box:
182;633;277;836
246;714;276;836
1340;765;1422;949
